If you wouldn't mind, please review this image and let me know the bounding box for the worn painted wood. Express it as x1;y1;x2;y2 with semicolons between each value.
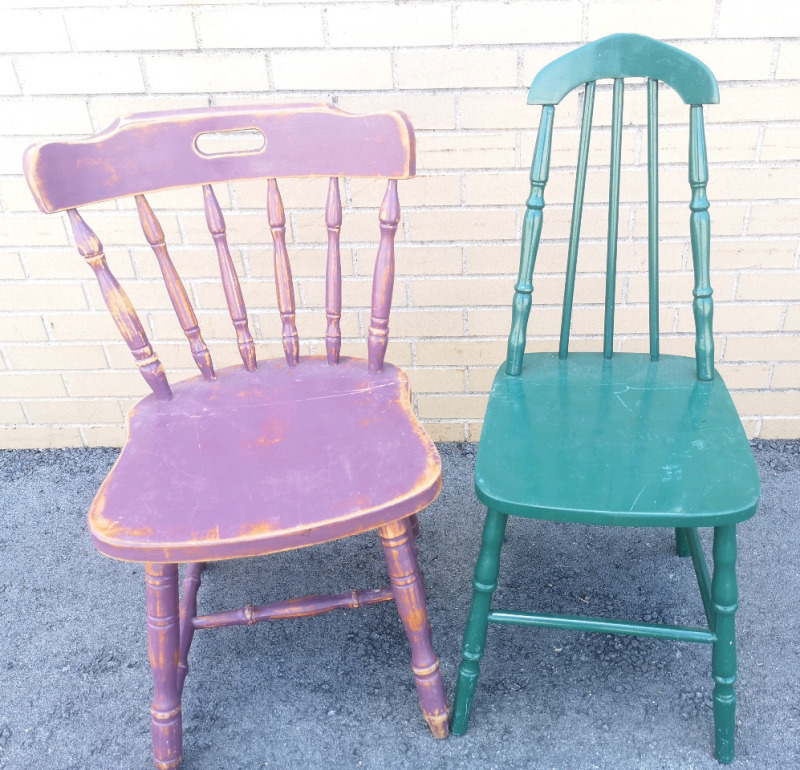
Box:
456;39;758;764
367;179;399;374
146;563;182;770
176;562;204;696
25;104;447;767
89;357;441;562
267;178;299;367
528;33;720;106
24;105;415;213
67;208;172;401
690;106;715;382
559;82;595;359
136;195;215;381
193;587;394;629
203;184;257;372
506;106;554;376
325;177;343;366
379;517;448;738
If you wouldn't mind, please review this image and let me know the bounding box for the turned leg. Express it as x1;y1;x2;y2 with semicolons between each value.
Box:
409;513;421;540
177;562;205;697
712;525;738;764
451;508;508;735
675;527;690;557
145;563;182;770
378;518;448;738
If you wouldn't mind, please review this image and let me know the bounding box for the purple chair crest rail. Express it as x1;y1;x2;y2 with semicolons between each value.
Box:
24;103;447;770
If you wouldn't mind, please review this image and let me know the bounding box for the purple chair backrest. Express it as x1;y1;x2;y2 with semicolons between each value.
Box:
24;104;416;400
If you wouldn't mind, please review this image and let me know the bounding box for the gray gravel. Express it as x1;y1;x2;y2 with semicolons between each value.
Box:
1;441;798;769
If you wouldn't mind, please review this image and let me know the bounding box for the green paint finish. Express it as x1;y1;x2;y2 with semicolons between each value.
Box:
451;509;508;735
675;527;689;556
603;79;624;359
476;353;759;528
686;526;715;629
647;79;660;360
456;36;758;764
559;81;595;359
488;610;716;644
506;106;554;377
690;105;715;381
712;525;738;763
528;33;719;106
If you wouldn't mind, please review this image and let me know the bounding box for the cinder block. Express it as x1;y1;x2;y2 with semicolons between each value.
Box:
0;426;83;449
146;55;269;94
16;54;144;95
718;0;800;38
0;10;71;53
588;0;716;39
327;3;451;47
66;8;197;51
272;50;392;90
406;209;517;242
457;2;582;44
195;6;323;48
396;48;517;89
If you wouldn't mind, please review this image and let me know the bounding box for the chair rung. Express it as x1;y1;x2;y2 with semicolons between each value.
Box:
193;587;395;629
488;609;716;644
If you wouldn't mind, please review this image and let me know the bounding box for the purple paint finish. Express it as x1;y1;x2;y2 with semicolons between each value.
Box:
136;195;215;382
89;357;441;563
267;178;299;366
146;563;182;770
325;177;343;366
67;208;172;401
193;587;395;629
24;104;447;764
177;562;203;696
203;184;257;372
368;180;399;374
25;104;415;214
379;518;449;738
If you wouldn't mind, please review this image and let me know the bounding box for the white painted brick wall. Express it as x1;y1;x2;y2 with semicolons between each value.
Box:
0;0;798;446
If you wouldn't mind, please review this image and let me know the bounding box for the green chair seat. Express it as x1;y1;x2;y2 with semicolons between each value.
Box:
476;352;759;527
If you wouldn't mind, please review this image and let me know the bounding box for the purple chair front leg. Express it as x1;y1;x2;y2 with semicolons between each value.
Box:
378;518;448;738
145;563;182;769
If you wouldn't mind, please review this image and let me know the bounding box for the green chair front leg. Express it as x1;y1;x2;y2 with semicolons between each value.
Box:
451;509;508;734
712;524;738;763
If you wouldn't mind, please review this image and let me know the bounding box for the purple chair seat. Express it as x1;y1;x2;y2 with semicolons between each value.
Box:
90;357;440;563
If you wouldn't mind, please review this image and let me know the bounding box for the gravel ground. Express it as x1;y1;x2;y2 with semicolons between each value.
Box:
1;440;798;770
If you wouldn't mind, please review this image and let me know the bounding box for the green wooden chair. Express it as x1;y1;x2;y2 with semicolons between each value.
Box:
451;34;760;763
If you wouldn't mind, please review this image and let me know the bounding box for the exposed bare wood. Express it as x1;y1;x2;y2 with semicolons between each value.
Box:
325;177;343;365
368;180;400;374
136;195;215;381
267;178;300;366
67;208;171;400
193;588;394;629
203;184;257;372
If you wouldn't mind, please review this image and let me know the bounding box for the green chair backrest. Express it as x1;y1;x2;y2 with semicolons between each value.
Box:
506;34;720;381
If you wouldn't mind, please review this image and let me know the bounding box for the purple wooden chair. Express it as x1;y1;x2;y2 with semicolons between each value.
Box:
24;104;448;768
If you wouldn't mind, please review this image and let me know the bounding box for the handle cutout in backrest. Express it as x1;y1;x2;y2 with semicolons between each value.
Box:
194;128;266;157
